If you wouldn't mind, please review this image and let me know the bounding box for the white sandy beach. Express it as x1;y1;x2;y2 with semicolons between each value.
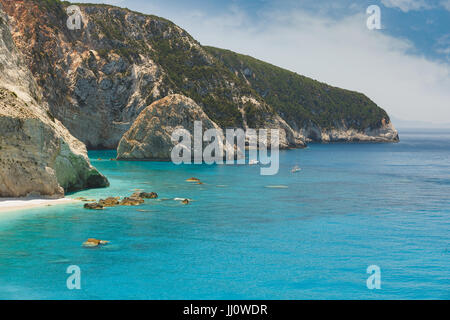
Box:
0;198;80;213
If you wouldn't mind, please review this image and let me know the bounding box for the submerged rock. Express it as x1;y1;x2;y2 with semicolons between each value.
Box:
186;177;201;182
99;197;120;207
120;197;144;206
84;202;104;210
265;185;289;189
82;238;109;248
131;191;158;199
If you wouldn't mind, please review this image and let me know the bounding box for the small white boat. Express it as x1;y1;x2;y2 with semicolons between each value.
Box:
291;166;302;173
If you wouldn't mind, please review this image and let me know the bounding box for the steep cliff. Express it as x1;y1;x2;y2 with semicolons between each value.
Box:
0;7;108;198
118;94;231;160
1;0;397;151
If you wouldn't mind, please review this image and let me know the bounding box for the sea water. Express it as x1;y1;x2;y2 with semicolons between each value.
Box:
0;130;448;299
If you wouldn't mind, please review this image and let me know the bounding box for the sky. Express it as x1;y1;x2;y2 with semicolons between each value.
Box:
75;0;450;126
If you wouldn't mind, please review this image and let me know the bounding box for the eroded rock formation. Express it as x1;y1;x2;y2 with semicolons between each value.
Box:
0;7;108;198
117;94;229;160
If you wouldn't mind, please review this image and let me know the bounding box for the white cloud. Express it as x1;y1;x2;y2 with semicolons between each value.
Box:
381;0;432;12
437;47;450;54
435;34;450;59
441;0;450;11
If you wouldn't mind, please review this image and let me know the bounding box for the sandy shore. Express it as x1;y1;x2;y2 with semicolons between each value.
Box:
0;198;80;213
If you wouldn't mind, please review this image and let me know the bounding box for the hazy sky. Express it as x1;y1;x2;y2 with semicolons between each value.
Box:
75;0;450;125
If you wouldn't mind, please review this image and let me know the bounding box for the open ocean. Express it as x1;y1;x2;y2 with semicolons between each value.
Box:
0;130;448;299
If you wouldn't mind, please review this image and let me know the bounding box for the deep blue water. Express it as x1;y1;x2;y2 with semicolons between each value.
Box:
0;130;448;299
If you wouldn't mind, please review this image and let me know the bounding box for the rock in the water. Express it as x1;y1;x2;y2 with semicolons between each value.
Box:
82;238;109;247
117;94;232;160
132;192;158;199
186;178;204;185
0;8;109;198
99;197;120;207
120;197;144;206
131;191;156;199
82;241;98;248
182;199;190;205
84;202;104;210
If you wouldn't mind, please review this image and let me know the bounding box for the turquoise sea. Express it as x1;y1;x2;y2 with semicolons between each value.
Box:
0;130;449;299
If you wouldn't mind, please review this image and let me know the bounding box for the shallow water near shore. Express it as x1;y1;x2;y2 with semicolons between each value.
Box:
0;130;449;299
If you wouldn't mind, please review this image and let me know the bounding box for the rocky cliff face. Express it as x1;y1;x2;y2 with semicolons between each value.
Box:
2;0;294;149
0;7;108;198
0;0;397;152
207;47;399;143
118;94;232;160
299;120;399;143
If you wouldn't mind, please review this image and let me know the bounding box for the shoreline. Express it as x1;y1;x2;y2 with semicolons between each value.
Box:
0;198;80;214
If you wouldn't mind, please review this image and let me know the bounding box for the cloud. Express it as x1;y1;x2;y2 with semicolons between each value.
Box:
435;34;450;60
441;0;450;11
381;0;432;12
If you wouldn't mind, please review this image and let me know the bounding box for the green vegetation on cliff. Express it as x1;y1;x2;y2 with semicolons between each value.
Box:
205;47;390;131
9;0;393;146
71;1;389;131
